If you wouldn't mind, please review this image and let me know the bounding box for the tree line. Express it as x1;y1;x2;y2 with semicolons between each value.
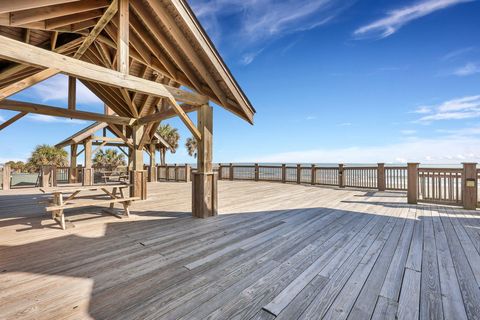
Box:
4;124;197;173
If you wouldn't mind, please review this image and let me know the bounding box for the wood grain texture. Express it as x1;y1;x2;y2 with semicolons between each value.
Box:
0;181;479;319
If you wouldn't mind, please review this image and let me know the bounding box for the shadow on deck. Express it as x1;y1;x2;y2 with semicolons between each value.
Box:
0;181;479;319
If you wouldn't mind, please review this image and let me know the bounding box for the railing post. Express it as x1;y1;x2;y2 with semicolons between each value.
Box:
218;163;222;180
255;163;259;181
166;165;170;181
338;164;345;188
229;163;233;181
2;163;10;190
377;163;386;191
52;165;57;187
185;164;191;182
40;165;51;187
297;164;301;184
311;164;316;185
76;165;82;183
407;163;419;204
462;162;477;210
174;164;178;181
281;164;286;183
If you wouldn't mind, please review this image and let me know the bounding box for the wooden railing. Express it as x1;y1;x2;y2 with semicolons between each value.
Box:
344;166;377;189
157;164;191;182
56;167;70;184
417;168;462;205
385;166;408;190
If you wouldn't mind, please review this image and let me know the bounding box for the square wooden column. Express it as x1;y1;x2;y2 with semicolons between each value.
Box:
2;163;10;190
69;144;77;183
192;104;218;218
83;137;93;186
407;163;419;204
130;126;147;200
148;144;157;182
462;163;477;210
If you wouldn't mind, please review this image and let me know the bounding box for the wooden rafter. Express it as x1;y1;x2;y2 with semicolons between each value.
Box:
0;0;79;14
0;111;28;131
0;99;134;125
9;0;110;26
0;1;117;102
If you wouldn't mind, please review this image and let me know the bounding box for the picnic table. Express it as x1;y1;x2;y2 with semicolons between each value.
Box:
100;171;129;184
40;183;139;230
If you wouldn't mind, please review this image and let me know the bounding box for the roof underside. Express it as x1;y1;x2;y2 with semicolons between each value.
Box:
0;0;255;124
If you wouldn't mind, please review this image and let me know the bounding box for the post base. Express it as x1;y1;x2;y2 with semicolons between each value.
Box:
130;170;147;200
192;172;218;218
82;168;94;186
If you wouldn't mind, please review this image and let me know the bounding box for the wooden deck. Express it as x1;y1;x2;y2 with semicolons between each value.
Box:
1;181;480;320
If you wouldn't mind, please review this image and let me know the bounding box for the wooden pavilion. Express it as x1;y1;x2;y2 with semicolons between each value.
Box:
55;119;171;184
0;0;255;218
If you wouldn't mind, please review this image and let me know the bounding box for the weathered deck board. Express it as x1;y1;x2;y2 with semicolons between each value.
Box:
0;181;479;320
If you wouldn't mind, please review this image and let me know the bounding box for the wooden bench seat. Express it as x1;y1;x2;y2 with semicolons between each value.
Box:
45;197;140;212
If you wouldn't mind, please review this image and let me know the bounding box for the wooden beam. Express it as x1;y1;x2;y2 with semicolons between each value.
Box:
92;141;107;154
68;76;76;110
0;0;80;14
0;111;28;131
0;0;118;101
9;0;110;26
147;0;228;107
117;0;129;75
197;104;213;173
46;9;104;30
84;137;92;168
136;103;198;125
0;99;134;125
92;135;132;143
0;35;209;108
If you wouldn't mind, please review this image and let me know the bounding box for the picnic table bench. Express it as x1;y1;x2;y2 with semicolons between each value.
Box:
40;183;139;230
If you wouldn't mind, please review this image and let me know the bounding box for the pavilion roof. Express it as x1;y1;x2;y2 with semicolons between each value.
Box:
0;0;255;127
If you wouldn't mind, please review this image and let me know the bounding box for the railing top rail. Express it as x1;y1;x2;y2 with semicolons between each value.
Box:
418;168;462;173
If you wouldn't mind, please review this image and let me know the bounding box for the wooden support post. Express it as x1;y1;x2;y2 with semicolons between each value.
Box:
229;163;233;181
40;165;55;187
2;163;10;190
407;163;419;204
297;164;301;184
311;164;316;185
462;162;477;210
76;164;82;182
174;164;179;181
68;76;76;110
148;144;157;182
69;144;77;183
83;137;93;186
282;164;286;183
166;165;170;181
118;0;130;75
185;164;191;182
130;125;147;199
192;104;217;218
338;164;345;188
255;163;259;181
377;163;386;191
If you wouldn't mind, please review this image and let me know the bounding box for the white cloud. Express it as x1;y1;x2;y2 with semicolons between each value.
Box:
306;116;317;120
27;114;87;125
413;95;480;122
0;115;5;122
247;136;480;164
453;62;480;76
401;129;417;135
354;0;472;39
29;74;101;105
441;47;476;61
190;0;355;63
412;106;432;114
338;122;352;126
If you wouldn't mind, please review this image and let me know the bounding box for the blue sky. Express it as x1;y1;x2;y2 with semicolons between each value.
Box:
1;0;480;164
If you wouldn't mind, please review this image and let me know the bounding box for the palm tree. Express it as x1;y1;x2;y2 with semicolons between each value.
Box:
27;144;68;172
156;124;180;165
93;149;126;171
185;137;197;158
